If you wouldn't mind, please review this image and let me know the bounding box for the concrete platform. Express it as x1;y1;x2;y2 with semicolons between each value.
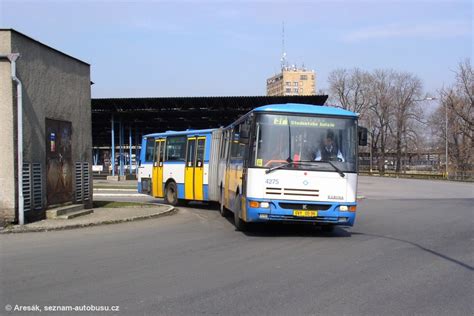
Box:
46;204;89;219
2;203;175;233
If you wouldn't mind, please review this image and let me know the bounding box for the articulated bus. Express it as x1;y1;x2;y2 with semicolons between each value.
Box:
137;129;222;205
138;103;367;231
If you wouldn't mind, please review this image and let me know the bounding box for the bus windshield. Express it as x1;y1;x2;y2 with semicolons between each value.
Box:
252;113;358;173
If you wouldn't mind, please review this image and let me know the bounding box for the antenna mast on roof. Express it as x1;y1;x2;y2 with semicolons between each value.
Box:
280;21;287;70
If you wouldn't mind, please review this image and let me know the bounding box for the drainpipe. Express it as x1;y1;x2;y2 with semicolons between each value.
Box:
1;53;24;225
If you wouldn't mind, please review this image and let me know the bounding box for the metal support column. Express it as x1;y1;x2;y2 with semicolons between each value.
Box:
135;128;140;175
119;119;124;176
129;126;133;175
111;115;115;176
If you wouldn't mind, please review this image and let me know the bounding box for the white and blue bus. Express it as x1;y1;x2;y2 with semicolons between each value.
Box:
137;129;222;205
218;104;367;231
139;103;367;231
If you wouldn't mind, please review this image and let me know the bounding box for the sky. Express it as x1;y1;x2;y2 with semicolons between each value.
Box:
0;0;472;99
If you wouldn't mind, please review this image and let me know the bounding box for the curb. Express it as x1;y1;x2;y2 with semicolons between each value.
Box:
0;204;176;234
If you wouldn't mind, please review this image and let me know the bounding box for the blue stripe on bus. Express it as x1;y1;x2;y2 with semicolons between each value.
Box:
205;134;211;161
177;183;185;199
203;184;209;201
244;198;357;226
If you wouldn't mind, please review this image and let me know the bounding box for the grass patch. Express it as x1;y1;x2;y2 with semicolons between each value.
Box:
92;201;152;208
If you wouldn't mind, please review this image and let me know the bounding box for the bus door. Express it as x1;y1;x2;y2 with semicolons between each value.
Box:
152;138;165;198
185;136;206;201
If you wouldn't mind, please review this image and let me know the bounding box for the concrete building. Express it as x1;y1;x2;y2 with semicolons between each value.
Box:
266;66;316;96
0;29;92;224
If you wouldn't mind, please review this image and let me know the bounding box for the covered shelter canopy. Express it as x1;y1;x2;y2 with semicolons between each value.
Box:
91;95;328;147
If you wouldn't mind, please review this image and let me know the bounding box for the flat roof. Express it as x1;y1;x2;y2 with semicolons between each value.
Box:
0;28;90;66
91;95;328;147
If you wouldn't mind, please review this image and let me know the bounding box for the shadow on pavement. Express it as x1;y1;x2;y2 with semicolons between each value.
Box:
241;223;352;238
219;214;352;238
179;201;352;238
351;231;474;271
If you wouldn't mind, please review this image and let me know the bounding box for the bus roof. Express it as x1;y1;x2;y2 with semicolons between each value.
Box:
253;103;358;118
143;128;217;138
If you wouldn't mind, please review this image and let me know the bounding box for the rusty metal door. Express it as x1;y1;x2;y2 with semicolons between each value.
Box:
46;119;73;206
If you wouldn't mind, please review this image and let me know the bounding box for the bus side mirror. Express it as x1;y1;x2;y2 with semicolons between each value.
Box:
358;126;368;146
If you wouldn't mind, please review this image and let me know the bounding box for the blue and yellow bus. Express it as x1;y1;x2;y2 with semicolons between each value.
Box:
139;103;367;232
137;129;222;205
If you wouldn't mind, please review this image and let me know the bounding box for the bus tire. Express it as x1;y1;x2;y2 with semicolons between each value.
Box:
219;188;231;217
233;195;248;231
164;182;179;206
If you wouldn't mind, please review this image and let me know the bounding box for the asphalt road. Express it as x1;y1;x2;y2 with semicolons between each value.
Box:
1;177;473;315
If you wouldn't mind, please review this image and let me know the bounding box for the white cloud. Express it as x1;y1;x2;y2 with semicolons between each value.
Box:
342;20;471;42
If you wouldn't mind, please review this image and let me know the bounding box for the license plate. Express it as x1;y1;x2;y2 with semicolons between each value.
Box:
293;210;318;217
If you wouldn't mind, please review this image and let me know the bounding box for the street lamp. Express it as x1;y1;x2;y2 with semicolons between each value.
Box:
409;97;437;174
419;97;447;178
444;99;448;179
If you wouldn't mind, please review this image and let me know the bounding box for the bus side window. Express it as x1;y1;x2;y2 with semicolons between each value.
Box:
230;127;241;159
224;130;231;161
186;139;196;167
160;140;166;164
145;138;155;162
196;138;205;167
166;136;186;161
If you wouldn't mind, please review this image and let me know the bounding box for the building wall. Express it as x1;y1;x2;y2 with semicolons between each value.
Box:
1;29;92;224
267;69;316;96
0;31;16;224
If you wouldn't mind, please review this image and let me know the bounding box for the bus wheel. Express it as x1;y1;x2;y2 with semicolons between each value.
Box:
233;197;248;231
219;188;231;217
164;182;179;206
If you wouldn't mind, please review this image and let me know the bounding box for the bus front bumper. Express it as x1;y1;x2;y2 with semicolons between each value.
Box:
245;199;357;227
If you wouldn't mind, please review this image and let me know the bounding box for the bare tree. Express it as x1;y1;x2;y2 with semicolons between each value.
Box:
328;68;436;175
449;59;473;139
368;69;396;175
430;59;473;176
328;68;371;117
391;72;423;172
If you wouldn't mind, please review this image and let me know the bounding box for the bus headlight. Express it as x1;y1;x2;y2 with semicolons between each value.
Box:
339;205;357;212
260;202;270;208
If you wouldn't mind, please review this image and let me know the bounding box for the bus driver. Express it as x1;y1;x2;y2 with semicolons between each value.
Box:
314;131;345;162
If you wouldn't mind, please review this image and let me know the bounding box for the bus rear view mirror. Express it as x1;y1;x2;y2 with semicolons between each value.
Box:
358;126;368;146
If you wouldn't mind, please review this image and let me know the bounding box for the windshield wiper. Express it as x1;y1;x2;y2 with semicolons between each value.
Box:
318;160;345;178
265;159;293;174
265;160;345;178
